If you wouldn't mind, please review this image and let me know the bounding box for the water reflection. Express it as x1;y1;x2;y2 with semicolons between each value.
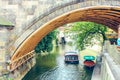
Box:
22;53;57;80
37;55;83;80
23;45;93;80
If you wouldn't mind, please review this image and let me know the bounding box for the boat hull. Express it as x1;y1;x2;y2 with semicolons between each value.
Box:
84;60;95;68
65;60;79;64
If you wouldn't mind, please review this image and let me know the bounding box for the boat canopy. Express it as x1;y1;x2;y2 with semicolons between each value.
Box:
65;51;78;56
84;56;95;60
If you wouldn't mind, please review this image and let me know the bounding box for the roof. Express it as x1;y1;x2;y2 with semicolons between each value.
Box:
0;16;14;27
65;51;78;56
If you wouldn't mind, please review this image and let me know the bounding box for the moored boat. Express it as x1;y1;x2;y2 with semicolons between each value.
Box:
83;55;95;67
64;51;79;64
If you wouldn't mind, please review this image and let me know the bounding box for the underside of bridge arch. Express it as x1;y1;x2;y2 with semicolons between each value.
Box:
11;6;120;62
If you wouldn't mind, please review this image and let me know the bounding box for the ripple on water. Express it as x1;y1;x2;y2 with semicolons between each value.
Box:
39;64;83;80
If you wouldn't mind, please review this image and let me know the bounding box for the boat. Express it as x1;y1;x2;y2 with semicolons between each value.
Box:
83;56;95;67
64;51;79;64
84;60;95;67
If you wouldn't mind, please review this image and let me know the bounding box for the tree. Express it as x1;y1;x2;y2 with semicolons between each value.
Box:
34;30;58;53
68;22;107;50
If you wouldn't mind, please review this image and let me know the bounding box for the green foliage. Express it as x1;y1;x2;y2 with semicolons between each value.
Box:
35;30;57;53
69;22;107;50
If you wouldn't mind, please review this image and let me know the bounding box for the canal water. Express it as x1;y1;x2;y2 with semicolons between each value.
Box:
22;45;93;80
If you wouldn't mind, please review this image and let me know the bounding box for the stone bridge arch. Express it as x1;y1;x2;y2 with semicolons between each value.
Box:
10;0;120;70
11;6;120;60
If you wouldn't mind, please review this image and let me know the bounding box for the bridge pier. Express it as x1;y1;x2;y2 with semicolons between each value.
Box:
0;27;13;78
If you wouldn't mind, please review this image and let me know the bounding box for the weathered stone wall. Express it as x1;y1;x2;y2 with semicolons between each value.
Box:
101;41;120;80
0;0;71;32
0;28;9;76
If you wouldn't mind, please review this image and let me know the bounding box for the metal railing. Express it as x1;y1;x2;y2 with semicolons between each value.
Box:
10;50;35;71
